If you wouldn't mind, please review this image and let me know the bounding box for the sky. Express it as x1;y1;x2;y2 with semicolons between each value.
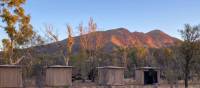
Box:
1;0;200;45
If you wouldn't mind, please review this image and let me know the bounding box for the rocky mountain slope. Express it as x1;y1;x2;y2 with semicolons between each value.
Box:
0;28;181;56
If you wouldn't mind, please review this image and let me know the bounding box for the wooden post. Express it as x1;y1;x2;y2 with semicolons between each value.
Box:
97;66;124;86
45;65;72;87
0;65;22;88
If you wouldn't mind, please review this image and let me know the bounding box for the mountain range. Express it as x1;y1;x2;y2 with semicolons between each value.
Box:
0;28;181;62
32;28;180;54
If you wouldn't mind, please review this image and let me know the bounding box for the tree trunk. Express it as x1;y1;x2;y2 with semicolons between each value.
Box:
65;50;71;66
184;76;188;88
122;50;128;68
9;39;14;64
66;57;69;66
184;62;189;88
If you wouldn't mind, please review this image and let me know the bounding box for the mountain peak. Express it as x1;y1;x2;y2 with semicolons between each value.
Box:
147;29;164;34
108;27;129;33
147;29;170;38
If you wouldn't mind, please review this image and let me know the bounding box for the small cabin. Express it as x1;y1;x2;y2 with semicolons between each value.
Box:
97;66;124;86
135;67;160;85
45;65;72;87
0;65;22;88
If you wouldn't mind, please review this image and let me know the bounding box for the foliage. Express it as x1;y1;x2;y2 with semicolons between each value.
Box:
0;0;34;64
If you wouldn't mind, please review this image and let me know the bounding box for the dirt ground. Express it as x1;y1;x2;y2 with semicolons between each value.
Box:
25;79;200;88
26;84;200;88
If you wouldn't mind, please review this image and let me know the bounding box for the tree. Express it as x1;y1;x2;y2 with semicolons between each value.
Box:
113;46;129;67
78;18;104;81
45;24;74;66
0;0;34;64
156;47;181;88
44;24;66;65
66;24;74;66
135;47;149;66
127;47;137;77
178;24;200;88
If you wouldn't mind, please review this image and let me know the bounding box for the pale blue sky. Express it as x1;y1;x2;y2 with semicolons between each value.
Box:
1;0;200;44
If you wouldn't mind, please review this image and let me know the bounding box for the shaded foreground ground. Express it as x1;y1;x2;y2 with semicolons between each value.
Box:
26;84;200;88
25;79;200;88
